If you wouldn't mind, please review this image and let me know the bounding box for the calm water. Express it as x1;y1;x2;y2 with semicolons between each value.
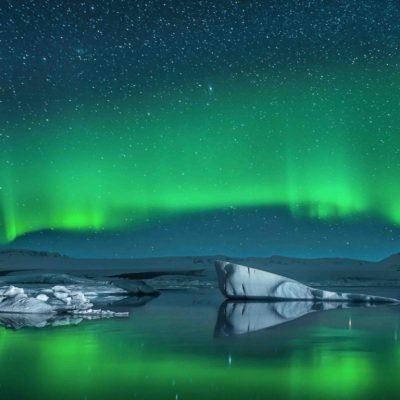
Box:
1;288;400;400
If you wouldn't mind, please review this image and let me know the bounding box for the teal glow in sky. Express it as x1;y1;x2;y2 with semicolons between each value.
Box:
1;1;400;246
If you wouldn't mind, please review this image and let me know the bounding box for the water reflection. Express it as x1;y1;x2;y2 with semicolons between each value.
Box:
0;292;399;399
215;300;380;336
0;313;90;330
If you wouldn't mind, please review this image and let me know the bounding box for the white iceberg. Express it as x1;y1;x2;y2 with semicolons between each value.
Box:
0;285;93;314
0;285;129;327
215;261;399;302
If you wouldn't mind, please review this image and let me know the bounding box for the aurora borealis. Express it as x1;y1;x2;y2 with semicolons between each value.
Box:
1;1;400;256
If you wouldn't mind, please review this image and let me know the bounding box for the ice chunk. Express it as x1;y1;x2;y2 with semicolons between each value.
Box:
2;286;25;297
36;294;49;302
0;285;126;321
215;261;399;302
52;285;70;293
0;293;55;314
0;272;158;297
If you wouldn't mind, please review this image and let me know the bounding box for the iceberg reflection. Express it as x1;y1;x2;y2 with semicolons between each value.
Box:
0;313;88;330
215;300;375;336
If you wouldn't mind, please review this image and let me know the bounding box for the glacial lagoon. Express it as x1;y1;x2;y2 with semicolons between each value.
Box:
1;288;400;400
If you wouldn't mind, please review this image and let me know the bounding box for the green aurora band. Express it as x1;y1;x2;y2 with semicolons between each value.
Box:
1;64;400;243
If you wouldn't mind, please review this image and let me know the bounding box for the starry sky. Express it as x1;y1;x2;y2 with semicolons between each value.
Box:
1;0;400;259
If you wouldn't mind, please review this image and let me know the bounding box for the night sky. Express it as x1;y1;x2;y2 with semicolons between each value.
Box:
1;0;400;259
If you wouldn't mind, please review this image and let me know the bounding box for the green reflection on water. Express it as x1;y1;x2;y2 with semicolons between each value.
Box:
0;303;399;400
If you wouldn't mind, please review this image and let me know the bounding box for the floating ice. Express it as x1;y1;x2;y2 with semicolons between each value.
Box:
0;272;160;296
0;285;129;329
215;261;399;302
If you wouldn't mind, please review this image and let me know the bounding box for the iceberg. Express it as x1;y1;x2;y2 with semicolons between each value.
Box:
215;261;399;302
0;285;129;328
0;285;93;314
0;272;160;297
